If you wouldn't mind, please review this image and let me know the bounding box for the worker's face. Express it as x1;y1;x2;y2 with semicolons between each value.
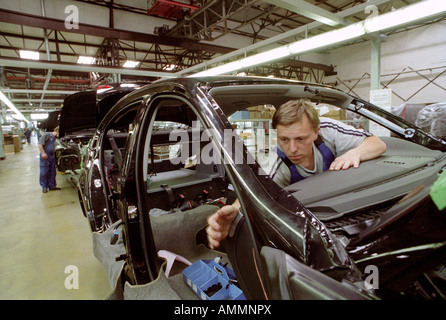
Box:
276;115;319;166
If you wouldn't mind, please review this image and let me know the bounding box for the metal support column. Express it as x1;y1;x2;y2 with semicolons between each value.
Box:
370;37;381;91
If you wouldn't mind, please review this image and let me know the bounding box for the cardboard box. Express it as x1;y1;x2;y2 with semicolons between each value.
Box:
250;111;261;119
3;134;21;153
4;144;15;154
13;135;21;152
319;107;346;120
262;110;274;119
231;110;250;120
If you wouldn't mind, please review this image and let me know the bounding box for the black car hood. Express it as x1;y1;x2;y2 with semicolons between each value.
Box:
59;90;97;138
59;84;147;138
38;109;60;131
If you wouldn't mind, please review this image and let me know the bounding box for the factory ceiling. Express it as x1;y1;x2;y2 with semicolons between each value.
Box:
0;0;439;116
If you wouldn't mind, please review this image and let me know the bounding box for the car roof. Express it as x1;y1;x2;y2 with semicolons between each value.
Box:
117;76;353;117
196;76;352;115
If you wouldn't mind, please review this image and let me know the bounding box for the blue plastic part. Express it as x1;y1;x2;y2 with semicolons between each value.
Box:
183;259;246;300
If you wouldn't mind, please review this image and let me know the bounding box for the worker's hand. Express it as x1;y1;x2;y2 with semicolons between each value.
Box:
41;152;48;160
329;150;361;171
206;204;239;249
330;135;386;171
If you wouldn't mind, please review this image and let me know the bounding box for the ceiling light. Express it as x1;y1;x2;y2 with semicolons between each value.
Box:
19;50;40;60
123;60;139;68
243;46;291;67
77;56;96;64
288;23;365;54
163;64;177;71
30;113;49;120
194;60;244;77
364;0;446;33
193;25;365;77
193;25;364;77
0;91;29;123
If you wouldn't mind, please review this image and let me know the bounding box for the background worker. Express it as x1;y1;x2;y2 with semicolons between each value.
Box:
38;126;61;193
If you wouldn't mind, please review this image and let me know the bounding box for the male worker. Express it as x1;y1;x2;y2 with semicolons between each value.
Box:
38;126;61;193
206;99;387;249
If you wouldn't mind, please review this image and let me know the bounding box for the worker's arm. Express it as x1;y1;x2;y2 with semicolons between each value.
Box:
38;144;48;159
329;135;387;171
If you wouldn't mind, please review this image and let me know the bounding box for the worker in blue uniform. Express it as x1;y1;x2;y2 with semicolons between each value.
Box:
38;127;61;193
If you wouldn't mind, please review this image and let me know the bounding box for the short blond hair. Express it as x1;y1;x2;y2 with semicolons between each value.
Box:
272;99;319;132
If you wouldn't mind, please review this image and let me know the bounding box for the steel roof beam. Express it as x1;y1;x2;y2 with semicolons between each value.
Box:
0;57;175;78
11;99;64;103
1;89;79;94
263;0;346;26
0;8;234;55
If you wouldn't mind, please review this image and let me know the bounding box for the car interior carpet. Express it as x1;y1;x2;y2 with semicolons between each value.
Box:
97;204;231;299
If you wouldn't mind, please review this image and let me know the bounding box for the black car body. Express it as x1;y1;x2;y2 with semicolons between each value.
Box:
38;109;60;132
56;84;144;175
77;76;446;300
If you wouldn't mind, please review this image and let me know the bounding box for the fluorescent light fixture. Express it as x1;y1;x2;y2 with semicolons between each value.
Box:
163;64;178;71
364;0;446;33
30;113;49;120
194;25;365;77
19;50;39;60
288;23;365;54
123;60;139;68
11;114;24;121
195;60;243;77
77;56;96;64
0;91;29;123
243;46;291;67
194;25;365;76
192;0;446;77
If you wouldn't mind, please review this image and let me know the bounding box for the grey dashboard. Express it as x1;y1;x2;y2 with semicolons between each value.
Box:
284;137;446;221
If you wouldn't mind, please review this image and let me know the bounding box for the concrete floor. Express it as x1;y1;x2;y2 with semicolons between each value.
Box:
0;135;111;299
